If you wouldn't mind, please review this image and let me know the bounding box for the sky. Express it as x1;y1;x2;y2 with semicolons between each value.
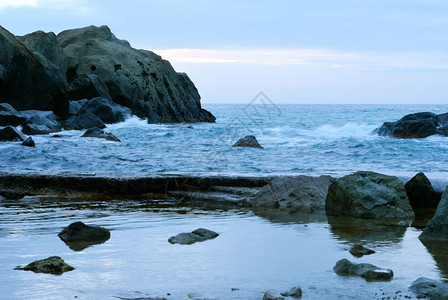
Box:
1;0;447;104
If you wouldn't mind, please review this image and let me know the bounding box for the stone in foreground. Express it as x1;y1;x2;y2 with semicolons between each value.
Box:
15;256;74;275
168;228;218;245
325;171;414;219
232;135;263;148
349;244;375;258
419;186;448;242
410;277;448;300
405;172;441;209
333;258;393;281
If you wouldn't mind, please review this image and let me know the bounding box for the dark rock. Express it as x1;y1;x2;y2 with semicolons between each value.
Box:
437;113;448;126
419;187;448;242
77;97;131;124
15;256;74;275
68;99;88;116
232;135;263;148
0;26;68;116
0;112;25;126
333;258;393;281
374;112;439;138
58;221;110;251
249;175;334;213
64;113;106;130
405;172;441;209
410;277;448;299
20;110;62;134
67;74;112;101
168;228;219;245
21;137;35;147
0;125;25;141
81;127;120;142
349;244;375;258
57;25;215;123
0;103;17;113
281;287;302;298
325;171;414;219
262;291;284;300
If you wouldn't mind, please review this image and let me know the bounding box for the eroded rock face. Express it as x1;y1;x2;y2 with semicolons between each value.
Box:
419;187;448;242
249;175;334;213
168;228;219;245
15;256;74;275
325;171;414;219
333;258;393;281
57;25;215;123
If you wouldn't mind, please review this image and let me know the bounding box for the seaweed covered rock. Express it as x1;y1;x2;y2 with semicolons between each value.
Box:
15;256;74;275
325;171;414;219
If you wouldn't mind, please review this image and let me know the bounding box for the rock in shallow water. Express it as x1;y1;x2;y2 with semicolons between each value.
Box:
81;127;120;142
21;137;35;147
333;258;393;281
232;135;263;149
0;125;25;141
405;172;441;210
168;228;219;245
349;244;375;258
58;221;110;243
281;286;302;298
262;291;284;300
410;277;448;299
419;186;448;242
15;256;74;275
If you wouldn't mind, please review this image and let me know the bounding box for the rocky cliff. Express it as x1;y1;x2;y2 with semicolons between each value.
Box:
0;25;215;123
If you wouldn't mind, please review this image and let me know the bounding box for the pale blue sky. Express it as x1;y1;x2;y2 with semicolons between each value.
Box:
1;0;447;104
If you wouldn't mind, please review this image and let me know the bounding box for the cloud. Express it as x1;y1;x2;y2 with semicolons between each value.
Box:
153;48;448;71
0;0;39;9
0;0;90;13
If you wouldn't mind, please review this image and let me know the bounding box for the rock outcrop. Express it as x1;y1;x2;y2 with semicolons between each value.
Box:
168;228;219;245
374;112;448;138
419;186;448;242
333;258;393;281
325;171;414;219
249;175;334;213
57;25;215;123
15;256;74;275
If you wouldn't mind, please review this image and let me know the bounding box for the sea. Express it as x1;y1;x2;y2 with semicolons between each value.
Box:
1;103;447;187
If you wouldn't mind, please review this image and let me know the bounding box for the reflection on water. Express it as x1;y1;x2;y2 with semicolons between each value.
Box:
0;198;446;299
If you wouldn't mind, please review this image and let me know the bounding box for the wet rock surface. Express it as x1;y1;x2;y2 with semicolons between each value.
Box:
349;243;375;258
58;221;110;245
281;286;302;298
15;256;74;275
410;277;448;299
333;258;393;281
81;127;121;142
21;136;35;147
419;186;448;242
325;171;414;219
0;125;25;141
262;291;285;300
405;172;441;210
168;228;219;245
232;135;263;148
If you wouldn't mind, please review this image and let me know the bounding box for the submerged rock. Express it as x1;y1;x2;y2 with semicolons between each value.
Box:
349;244;375;258
249;175;334;213
15;256;74;275
410;277;448;299
405;172;441;209
0;125;25;141
21;137;35;147
262;291;284;300
419;186;448;242
325;171;414;219
232;135;263;148
168;228;219;245
81;127;120;142
58;221;110;244
281;286;302;298
333;258;393;281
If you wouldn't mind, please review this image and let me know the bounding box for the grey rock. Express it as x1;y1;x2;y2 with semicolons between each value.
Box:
19;110;62;134
64;113;106;130
81;127;120;142
437;113;448;127
249;175;334;213
410;277;448;300
67;73;112;101
15;256;74;275
0;26;68;116
419;186;448;242
262;291;284;300
0;103;17;113
58;221;110;244
168;228;219;245
281;286;302;298
77;97;131;124
325;171;414;219
333;258;393;281
405;172;442;209
0;125;25;141
374;112;439;138
68;99;88;116
57;25;215;123
0;110;25;126
232;135;263;148
21;137;35;147
349;243;375;258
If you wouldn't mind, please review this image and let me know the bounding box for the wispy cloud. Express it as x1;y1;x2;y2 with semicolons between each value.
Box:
0;0;91;13
0;0;39;9
153;48;448;71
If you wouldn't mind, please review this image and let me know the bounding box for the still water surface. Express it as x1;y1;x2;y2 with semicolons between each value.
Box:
0;198;445;299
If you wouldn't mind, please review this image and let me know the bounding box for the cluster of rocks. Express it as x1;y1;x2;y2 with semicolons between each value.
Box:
373;111;448;138
0;24;215;144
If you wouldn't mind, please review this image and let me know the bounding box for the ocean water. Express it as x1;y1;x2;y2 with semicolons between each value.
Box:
1;103;448;185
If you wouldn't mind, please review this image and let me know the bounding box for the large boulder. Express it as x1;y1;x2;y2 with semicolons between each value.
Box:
20;110;62;134
405;172;441;209
419;187;448;242
374;112;440;138
0;125;25;141
77;97;131;124
0;26;68;116
410;277;448;300
57;25;215;123
249;175;334;213
333;258;393;281
64;113;105;130
15;256;74;275
325;171;414;219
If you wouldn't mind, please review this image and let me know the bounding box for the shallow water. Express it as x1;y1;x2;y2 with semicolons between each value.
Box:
0;199;445;299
